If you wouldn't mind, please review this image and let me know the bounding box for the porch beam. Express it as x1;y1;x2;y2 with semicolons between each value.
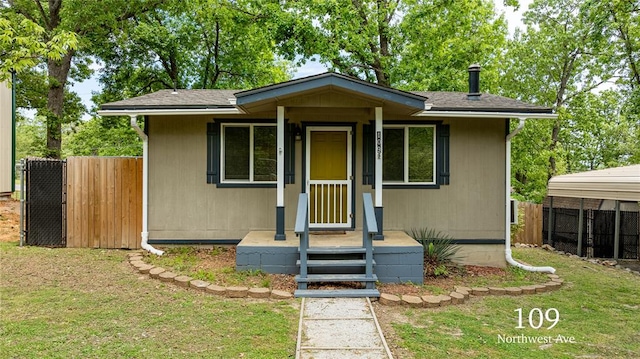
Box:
374;107;384;240
275;106;286;240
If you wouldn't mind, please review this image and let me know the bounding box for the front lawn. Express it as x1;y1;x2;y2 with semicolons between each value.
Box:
376;247;640;358
0;242;299;359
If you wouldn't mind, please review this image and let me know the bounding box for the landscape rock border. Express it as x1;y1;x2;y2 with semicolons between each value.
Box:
127;250;565;308
126;251;293;300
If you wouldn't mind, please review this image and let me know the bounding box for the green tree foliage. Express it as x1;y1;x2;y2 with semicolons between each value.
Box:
278;0;507;90
501;0;634;202
62;117;142;157
562;90;638;172
15;114;47;160
0;12;77;81
395;0;507;92
93;0;293;105
3;0;166;158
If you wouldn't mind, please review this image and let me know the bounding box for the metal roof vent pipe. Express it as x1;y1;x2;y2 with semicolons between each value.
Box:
467;64;481;100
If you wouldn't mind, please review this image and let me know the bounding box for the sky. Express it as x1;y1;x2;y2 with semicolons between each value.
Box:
66;0;531;119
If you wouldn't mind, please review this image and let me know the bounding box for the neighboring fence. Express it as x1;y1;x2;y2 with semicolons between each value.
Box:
66;157;142;249
23;159;67;247
514;202;543;246
543;207;640;259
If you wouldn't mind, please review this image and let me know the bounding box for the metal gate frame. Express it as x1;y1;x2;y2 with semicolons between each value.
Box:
21;158;67;247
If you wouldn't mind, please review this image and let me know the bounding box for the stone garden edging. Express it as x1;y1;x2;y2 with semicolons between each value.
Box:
127;251;293;300
127;251;564;306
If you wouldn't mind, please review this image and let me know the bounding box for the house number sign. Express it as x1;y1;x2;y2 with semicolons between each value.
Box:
376;131;382;160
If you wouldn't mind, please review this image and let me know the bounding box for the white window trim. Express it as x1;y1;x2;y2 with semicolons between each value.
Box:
383;124;437;185
220;123;277;183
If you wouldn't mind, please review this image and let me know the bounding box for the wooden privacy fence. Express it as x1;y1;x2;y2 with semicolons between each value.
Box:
66;157;142;249
514;202;543;246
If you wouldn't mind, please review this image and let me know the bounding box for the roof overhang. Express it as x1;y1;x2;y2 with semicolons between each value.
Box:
415;110;558;119
548;165;640;201
234;72;428;113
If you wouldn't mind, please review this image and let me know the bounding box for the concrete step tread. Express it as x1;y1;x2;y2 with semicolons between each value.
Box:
302;246;370;254
294;289;381;298
296;259;376;267
295;274;378;283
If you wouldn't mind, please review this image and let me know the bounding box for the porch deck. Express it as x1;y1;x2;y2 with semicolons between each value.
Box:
237;231;424;284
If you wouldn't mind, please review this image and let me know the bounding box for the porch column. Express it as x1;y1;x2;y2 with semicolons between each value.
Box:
275;106;286;240
374;107;384;240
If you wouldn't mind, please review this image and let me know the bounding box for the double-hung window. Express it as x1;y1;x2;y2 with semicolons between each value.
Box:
383;125;436;185
221;124;277;183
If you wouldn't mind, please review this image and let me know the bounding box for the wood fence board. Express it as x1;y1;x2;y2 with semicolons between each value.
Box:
66;157;142;249
134;158;142;249
120;158;130;248
81;157;89;247
100;158;108;247
107;159;116;248
515;202;543;246
66;158;77;247
114;158;123;248
87;157;94;247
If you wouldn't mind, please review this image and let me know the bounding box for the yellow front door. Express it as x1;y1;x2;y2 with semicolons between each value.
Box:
307;128;351;227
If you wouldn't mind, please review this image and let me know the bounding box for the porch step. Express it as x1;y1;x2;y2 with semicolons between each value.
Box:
297;259;375;267
303;247;369;255
294;289;381;298
295;274;378;283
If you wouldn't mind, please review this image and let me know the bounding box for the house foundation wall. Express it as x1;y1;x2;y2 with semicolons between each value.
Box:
235;231;424;284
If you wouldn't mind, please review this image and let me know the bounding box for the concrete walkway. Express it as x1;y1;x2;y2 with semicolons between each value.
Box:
296;297;394;359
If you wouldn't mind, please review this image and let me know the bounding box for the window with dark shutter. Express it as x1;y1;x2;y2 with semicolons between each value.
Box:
207;120;295;187
206;122;219;184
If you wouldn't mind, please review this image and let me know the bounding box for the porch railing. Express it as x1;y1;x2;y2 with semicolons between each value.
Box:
295;193;310;289
308;180;350;227
294;192;378;290
361;193;377;289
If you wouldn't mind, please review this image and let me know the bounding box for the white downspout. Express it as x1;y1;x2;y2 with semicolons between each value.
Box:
506;118;554;273
130;115;164;256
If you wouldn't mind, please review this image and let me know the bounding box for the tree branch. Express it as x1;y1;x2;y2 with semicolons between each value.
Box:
32;0;50;29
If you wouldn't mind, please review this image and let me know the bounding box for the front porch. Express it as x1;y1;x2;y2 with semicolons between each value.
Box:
236;230;424;284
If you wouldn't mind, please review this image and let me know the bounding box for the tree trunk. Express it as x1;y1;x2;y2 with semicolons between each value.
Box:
45;51;74;158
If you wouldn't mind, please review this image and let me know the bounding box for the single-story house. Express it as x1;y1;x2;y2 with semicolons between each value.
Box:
98;68;557;296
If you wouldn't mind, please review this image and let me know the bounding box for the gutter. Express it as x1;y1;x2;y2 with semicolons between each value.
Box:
416;110;558;119
130;115;164;256
97;108;243;117
505;117;555;273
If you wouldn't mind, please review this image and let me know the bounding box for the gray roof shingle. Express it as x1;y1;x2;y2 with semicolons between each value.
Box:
100;83;552;114
413;91;551;113
100;89;238;110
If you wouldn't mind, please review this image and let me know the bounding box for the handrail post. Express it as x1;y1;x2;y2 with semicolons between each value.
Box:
295;193;309;289
362;193;378;290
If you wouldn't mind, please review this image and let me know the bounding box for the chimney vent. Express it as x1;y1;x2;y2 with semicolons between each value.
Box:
468;64;481;100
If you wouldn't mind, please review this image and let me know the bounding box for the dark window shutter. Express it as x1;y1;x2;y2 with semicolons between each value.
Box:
436;124;450;185
362;123;375;187
207;122;220;184
285;123;295;184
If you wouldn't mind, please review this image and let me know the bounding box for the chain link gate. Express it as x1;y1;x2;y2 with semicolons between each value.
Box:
23;159;67;247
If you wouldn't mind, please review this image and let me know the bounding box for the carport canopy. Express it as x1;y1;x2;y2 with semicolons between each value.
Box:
547;165;640;201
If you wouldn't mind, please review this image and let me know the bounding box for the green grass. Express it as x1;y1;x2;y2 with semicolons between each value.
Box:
387;247;640;358
146;247;273;287
0;241;299;358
